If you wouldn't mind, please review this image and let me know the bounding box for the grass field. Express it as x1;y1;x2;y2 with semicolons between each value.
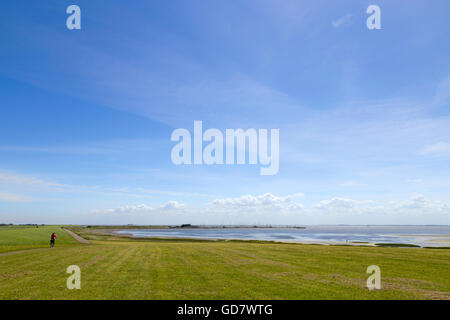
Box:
0;226;449;299
0;225;78;254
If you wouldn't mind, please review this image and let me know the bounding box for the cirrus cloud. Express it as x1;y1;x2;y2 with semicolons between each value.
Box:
420;142;450;155
0;192;32;203
332;13;353;28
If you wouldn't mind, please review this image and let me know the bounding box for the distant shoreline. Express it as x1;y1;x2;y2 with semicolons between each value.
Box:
81;224;307;230
86;225;450;248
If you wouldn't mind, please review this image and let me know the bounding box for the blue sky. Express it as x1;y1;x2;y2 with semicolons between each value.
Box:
0;0;449;225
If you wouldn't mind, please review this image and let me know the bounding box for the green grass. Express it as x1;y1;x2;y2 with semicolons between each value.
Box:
0;225;78;254
0;227;449;300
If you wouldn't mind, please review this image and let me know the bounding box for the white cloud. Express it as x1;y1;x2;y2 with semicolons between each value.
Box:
0;139;162;155
171;74;306;127
434;75;450;106
332;14;353;28
340;181;364;187
286;203;304;210
0;170;218;203
136;188;215;198
313;195;450;216
406;178;423;183
209;193;304;213
0;171;63;187
91;201;186;215
314;197;358;211
395;194;450;214
0;192;32;203
160;201;186;211
420;142;450;155
114;204;154;213
86;194;450;226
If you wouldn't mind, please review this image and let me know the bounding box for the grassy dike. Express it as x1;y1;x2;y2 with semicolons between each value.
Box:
0;225;79;254
0;225;449;300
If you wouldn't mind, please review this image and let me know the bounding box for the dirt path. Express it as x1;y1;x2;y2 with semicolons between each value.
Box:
63;228;90;244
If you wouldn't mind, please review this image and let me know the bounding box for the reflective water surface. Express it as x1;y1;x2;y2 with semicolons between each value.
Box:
116;225;450;247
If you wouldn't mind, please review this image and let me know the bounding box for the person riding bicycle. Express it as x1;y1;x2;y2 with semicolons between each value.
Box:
50;232;56;247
